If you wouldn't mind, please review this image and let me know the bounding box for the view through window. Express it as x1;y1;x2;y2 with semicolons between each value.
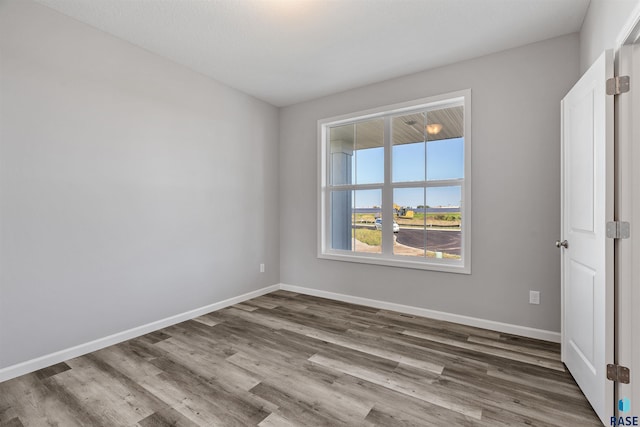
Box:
319;91;470;273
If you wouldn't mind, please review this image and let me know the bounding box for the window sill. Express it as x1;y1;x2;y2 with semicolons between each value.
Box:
318;251;471;274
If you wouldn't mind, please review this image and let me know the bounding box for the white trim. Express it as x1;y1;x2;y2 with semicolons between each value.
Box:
279;283;561;343
318;90;470;126
616;0;640;47
0;284;279;383
615;31;640;413
317;251;468;274
614;9;640;411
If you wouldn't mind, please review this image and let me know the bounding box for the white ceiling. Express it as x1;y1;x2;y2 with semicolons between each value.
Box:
34;0;590;107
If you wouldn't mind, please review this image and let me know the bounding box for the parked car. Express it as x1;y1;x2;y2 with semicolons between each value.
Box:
374;218;400;233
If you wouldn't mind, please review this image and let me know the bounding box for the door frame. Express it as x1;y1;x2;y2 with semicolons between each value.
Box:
615;2;640;417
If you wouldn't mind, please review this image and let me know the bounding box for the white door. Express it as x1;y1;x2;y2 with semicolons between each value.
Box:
561;49;614;425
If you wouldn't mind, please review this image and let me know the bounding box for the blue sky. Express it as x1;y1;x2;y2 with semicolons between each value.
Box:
352;137;463;208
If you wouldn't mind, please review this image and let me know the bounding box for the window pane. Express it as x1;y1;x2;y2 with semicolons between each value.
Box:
392;113;425;182
393;187;426;257
330;189;382;253
426;106;464;181
427;138;464;180
353;189;382;253
425;186;462;260
329;124;354;186
330;190;352;250
355;119;384;184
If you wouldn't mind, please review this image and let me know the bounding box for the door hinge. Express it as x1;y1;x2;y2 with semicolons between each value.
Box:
607;364;631;384
606;75;630;95
607;221;630;239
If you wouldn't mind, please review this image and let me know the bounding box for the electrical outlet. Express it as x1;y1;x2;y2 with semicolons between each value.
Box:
260;263;265;273
529;290;540;305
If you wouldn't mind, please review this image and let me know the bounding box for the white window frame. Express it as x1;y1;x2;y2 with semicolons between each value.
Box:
317;90;471;274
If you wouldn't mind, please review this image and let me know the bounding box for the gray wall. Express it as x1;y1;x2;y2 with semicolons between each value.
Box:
0;0;280;369
579;0;640;72
280;34;579;333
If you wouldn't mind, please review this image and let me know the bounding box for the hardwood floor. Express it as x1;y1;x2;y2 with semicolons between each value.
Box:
0;291;601;426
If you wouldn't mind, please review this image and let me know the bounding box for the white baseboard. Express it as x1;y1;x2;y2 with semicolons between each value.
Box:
0;284;279;383
279;283;561;343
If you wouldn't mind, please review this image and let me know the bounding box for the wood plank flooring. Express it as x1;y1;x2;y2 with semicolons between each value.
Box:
0;291;601;426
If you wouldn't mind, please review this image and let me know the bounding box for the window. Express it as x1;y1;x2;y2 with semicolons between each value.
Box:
318;90;470;273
